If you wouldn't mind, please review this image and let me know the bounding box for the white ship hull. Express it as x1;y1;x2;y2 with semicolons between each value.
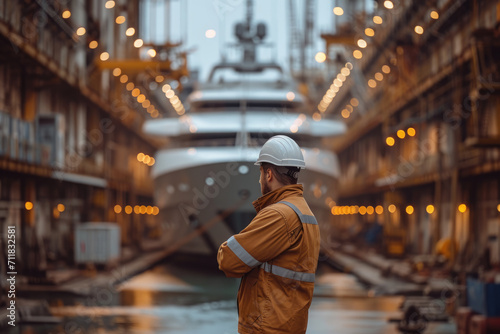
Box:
152;147;339;255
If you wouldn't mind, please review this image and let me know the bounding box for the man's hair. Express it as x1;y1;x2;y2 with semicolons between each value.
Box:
261;162;299;185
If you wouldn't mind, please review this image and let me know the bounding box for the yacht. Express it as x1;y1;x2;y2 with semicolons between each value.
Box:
143;5;346;256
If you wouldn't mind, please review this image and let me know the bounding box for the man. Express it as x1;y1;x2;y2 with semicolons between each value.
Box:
217;135;320;334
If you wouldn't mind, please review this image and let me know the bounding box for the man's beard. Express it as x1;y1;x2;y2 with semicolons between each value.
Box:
261;178;272;195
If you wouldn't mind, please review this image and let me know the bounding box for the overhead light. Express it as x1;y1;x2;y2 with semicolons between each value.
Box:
365;28;375;37
384;1;394;9
458;204;467;213
126;27;135;36
147;49;157;57
132;88;140;97
397;130;406;139
368;79;377;88
430;11;439;20
350;98;359;106
115;16;126;24
126;82;134;91
134;39;144;48
353;50;363;59
62;10;71;19
414;25;424;34
105;1;115;9
315;52;327;63
89;41;98;49
382;65;391;74
76;27;86;36
100;52;110;61
374;72;383;81
386;136;395;146
373;16;383;24
112;68;121;77
341;109;350;119
406;205;414;215
333;7;344;16
407;127;416;136
357;39;367;48
205;29;216;38
426;205;435;214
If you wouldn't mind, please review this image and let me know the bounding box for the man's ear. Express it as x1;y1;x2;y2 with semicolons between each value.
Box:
265;168;273;182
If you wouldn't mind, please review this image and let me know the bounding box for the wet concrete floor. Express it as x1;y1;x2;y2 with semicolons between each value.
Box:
10;261;457;334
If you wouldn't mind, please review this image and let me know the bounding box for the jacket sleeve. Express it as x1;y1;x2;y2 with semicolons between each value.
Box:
217;207;292;278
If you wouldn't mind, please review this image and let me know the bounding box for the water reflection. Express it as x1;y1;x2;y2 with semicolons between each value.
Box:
8;263;457;334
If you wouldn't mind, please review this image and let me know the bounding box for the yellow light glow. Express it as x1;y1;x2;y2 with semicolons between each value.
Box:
119;74;128;83
142;100;151;108
346;105;353;112
105;0;115;9
313;113;321;121
290;125;299;133
100;52;110;61
205;29;216;38
341;109;350;119
407;127;416;136
350;98;359;106
430;11;439;19
162;84;172;93
388;204;396;213
25;201;34;210
148;157;155;166
384;1;394;9
143;155;151;164
353;50;363;59
152;110;160;118
62;10;71;19
147;105;155;113
373;16;383;24
137;153;145;162
126;82;134;91
458;204;467;213
406;205;414;215
133;39;144;48
134;205;140;214
426;205;435;214
76;27;86;36
365;28;375;37
132;88;140;97
114;205;122;214
341;67;350;76
112;68;121;77
357;39;367;48
397;129;406;139
415;25;424;34
386;136;395;146
147;49;157;57
315;52;327;63
359;206;367;215
146;206;153;215
155;75;164;83
286;92;296;101
137;94;146;103
375;72;383;81
53;208;60;219
57;204;65;212
337;73;346;82
368;79;377;88
382;65;391;74
345;62;353;70
497;204;500;212
115;16;126;24
89;41;98;49
333;7;344;15
139;205;146;214
166;90;175;99
125;205;133;214
367;206;374;215
126;27;135;36
152;206;159;215
375;205;383;214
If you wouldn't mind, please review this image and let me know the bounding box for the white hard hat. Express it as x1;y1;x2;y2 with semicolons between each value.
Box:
255;135;306;169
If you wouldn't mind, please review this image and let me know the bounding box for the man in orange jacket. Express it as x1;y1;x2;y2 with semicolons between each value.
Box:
218;135;320;334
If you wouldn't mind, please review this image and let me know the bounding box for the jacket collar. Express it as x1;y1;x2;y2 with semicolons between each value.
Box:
252;184;304;213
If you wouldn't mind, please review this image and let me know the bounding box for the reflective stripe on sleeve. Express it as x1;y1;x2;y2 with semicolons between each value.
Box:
278;201;318;225
227;236;262;268
260;262;315;283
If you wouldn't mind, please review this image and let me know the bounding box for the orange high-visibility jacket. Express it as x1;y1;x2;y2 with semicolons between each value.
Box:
218;184;320;334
